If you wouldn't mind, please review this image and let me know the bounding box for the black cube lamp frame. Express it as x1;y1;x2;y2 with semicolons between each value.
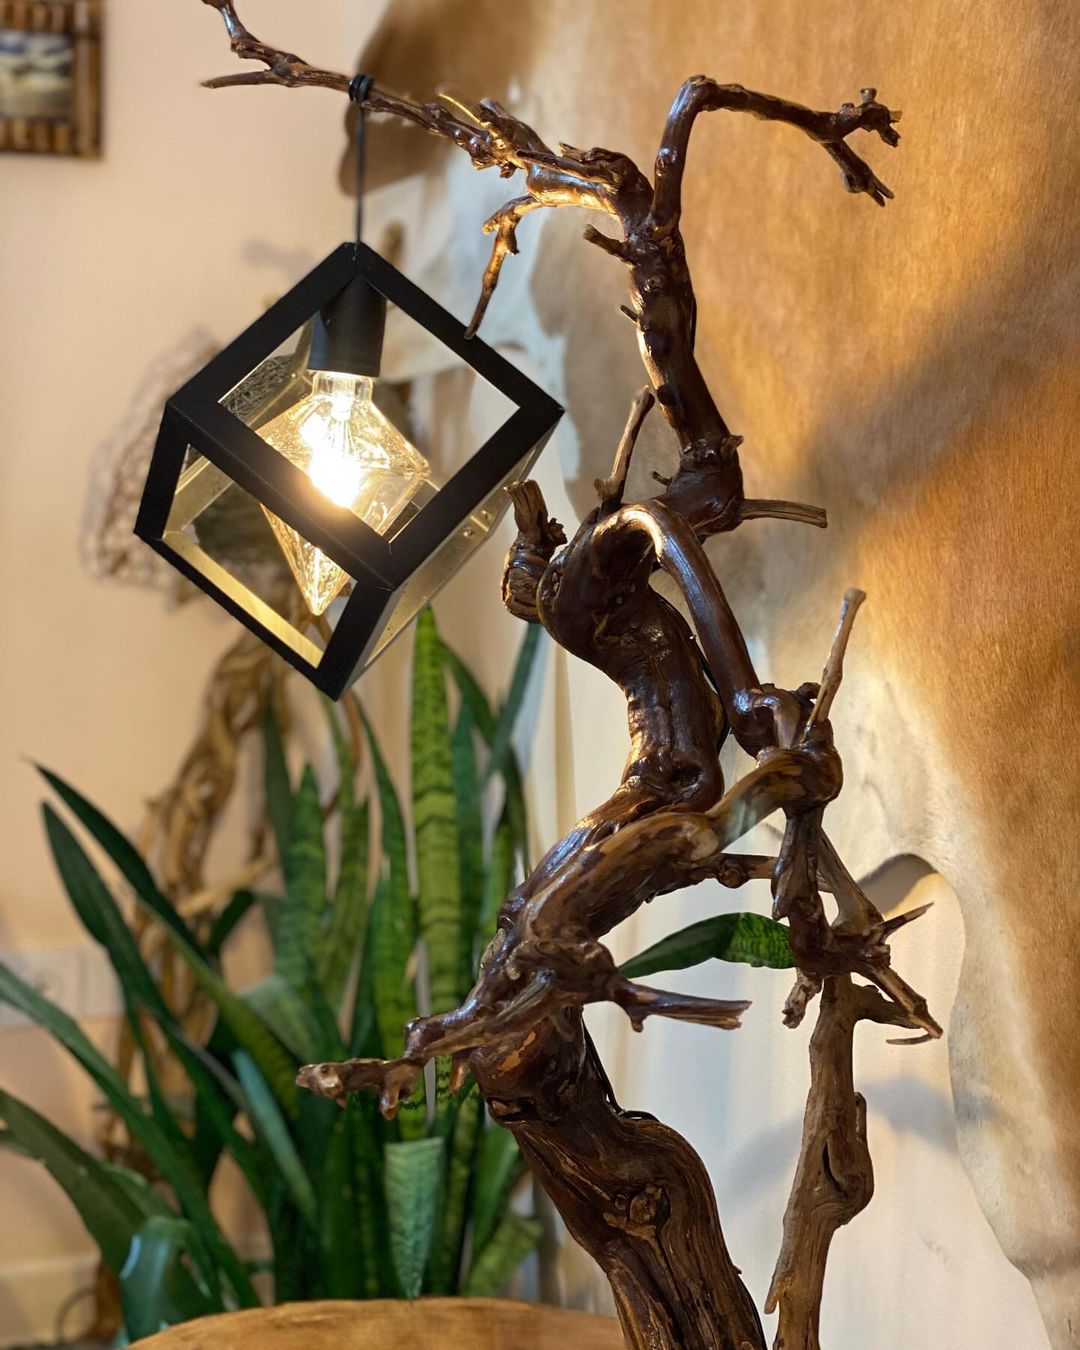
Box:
135;242;563;698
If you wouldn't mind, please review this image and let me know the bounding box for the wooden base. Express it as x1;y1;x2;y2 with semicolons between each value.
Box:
137;1298;624;1349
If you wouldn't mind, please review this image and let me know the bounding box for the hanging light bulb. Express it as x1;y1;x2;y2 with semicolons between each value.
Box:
259;370;429;615
136;241;563;698
255;271;430;616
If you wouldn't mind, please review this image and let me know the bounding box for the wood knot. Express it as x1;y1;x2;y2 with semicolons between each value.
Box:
685;821;719;861
605;1183;670;1237
485;1097;515;1119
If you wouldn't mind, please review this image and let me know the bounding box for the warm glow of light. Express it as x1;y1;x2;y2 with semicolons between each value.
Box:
258;372;430;615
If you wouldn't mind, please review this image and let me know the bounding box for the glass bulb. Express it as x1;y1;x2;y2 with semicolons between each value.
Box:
258;372;430;616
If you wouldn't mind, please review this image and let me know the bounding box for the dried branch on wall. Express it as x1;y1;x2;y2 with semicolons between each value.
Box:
199;6;929;1348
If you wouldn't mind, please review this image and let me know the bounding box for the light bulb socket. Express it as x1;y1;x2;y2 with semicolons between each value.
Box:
309;275;386;378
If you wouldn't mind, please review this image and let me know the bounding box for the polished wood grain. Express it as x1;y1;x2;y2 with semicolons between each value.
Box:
138;1299;624;1350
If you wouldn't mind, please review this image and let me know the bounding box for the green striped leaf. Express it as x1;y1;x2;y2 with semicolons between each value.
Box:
366;878;416;1061
620;911;795;978
427;1080;482;1293
321;694;357;818
356;701;410;898
411;608;462;1020
318;800;370;1009
0;963;254;1307
346;1098;388;1297
317;1109;364;1298
451;706;484;996
40;805;266;1205
262;704;293;866
317;1127;356;1299
470;1122;527;1258
37;799;270;1204
207;889;257;960
233;1051;317;1231
316;696;369;1009
42;804;194;1166
241;973;324;1064
267;1198;313;1304
119;1216;223;1339
441;648;530;872
276;767;327;996
384;1137;444;1299
347;907;379;1061
464;1211;542;1296
128;905;300;1117
367;880;426;1142
357;701;425;1138
479;806;517;947
0;1089;148;1278
36;766;201;953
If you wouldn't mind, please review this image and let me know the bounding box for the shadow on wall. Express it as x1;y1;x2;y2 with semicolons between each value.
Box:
722;854;961;1209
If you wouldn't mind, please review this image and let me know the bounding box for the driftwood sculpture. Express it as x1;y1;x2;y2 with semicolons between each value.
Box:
200;4;937;1346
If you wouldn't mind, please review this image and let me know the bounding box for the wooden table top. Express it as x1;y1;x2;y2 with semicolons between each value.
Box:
137;1298;624;1349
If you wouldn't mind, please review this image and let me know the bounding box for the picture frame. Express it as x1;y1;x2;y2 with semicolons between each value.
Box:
0;0;102;156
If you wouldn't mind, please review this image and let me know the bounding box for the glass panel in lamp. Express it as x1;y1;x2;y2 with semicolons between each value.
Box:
346;359;522;663
254;371;427;616
363;443;539;669
162;445;336;672
215;289;516;642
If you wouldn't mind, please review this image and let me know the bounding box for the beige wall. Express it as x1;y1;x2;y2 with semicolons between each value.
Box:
0;2;378;1340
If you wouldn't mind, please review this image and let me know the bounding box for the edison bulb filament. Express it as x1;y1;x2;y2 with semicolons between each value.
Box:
259;372;430;615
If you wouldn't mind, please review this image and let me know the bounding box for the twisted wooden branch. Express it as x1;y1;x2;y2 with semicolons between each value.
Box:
767;976;891;1350
199;0;899;465
595;387;655;512
650;78;900;230
196;8;922;1347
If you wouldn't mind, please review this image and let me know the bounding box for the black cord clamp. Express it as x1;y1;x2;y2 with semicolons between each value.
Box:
348;73;374;105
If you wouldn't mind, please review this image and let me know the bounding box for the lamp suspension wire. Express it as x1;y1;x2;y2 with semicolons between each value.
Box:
349;74;375;248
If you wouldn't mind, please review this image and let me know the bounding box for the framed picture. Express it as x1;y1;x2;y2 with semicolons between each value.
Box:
0;0;101;156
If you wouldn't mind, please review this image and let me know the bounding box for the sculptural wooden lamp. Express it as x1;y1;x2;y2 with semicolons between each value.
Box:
143;5;937;1347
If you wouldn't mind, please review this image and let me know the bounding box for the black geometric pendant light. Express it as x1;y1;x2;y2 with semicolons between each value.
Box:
134;239;562;698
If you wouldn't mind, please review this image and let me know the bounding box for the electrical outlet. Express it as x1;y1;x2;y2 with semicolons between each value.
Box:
0;946;122;1030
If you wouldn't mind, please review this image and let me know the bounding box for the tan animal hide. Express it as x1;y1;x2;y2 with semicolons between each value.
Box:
352;1;1079;1342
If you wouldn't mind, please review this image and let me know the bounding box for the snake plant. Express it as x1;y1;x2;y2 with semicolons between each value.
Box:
0;608;542;1339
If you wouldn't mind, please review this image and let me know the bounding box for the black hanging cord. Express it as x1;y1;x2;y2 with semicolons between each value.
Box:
309;73;384;376
348;74;375;248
